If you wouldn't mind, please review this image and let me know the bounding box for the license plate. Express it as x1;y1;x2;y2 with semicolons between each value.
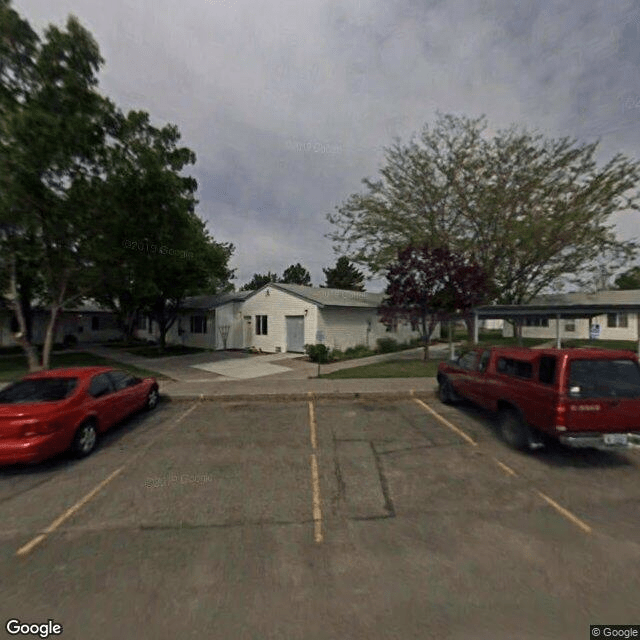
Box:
604;433;628;446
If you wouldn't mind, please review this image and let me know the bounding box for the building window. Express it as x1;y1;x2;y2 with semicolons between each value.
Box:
256;315;268;335
148;316;153;334
564;322;575;332
190;315;207;334
92;316;99;331
607;313;628;328
524;317;549;327
386;318;398;333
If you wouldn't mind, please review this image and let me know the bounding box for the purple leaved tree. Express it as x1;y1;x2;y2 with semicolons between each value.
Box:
378;245;493;360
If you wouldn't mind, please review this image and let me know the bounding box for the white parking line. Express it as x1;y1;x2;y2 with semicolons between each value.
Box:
307;395;323;543
493;458;518;477
413;399;593;535
535;490;592;534
413;398;478;446
16;402;201;557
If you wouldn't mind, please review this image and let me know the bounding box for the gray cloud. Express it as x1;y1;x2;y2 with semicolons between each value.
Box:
14;0;640;289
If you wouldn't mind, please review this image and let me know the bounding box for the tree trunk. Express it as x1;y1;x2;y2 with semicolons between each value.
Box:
515;319;523;346
42;278;68;370
41;305;61;370
19;288;34;344
158;318;167;352
464;315;475;343
8;258;41;372
421;314;429;361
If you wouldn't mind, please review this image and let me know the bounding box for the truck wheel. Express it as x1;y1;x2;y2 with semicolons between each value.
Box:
438;378;456;404
499;409;531;451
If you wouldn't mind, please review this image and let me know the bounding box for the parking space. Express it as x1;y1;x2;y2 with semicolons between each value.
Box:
1;397;639;639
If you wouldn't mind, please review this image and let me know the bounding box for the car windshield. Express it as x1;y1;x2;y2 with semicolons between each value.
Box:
0;377;78;404
568;359;640;398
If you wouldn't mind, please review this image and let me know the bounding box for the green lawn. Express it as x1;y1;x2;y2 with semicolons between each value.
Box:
458;336;550;348
561;339;638;351
321;359;443;379
0;352;171;382
120;344;211;358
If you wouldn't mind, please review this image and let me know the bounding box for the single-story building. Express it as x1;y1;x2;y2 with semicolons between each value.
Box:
498;290;640;341
471;290;640;355
135;291;252;350
137;283;437;353
0;301;122;347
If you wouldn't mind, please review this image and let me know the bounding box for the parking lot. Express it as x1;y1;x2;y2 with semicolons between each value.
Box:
1;395;639;639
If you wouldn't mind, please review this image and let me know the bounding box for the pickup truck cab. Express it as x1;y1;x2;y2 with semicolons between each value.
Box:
437;346;640;451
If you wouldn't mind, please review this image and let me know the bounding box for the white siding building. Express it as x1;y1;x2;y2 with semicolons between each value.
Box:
138;283;437;353
0;302;122;347
499;290;640;341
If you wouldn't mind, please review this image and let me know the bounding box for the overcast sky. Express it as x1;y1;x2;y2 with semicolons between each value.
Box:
14;0;640;291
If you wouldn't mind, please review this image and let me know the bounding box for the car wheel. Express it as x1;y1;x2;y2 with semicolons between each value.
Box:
499;409;531;450
438;378;456;404
72;420;98;458
146;386;159;411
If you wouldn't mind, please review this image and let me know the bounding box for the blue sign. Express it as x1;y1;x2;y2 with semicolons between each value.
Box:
589;323;601;340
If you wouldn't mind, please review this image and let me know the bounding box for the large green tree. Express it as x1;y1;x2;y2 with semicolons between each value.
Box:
1;2;234;365
328;113;640;305
91;108;234;346
280;263;311;286
614;266;640;290
240;272;279;291
322;256;365;290
0;4;112;370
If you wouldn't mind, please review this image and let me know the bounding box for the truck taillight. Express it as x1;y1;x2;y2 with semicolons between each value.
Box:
554;402;567;431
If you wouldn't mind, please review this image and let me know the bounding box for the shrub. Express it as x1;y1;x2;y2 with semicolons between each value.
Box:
344;344;373;358
330;348;344;361
376;337;399;353
305;343;330;363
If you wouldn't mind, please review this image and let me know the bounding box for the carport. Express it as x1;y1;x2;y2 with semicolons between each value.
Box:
472;302;640;356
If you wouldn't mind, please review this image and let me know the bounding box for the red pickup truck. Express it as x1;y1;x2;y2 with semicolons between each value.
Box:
437;347;640;451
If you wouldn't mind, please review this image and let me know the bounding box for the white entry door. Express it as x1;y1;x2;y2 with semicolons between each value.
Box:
243;316;253;348
286;316;305;352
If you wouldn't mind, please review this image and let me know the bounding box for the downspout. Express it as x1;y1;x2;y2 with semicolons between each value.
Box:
556;314;561;349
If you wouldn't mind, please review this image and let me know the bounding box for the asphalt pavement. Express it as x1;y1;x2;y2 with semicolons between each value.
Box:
3;397;639;639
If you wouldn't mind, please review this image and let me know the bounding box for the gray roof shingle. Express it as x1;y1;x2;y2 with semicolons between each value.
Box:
251;283;384;308
181;291;252;309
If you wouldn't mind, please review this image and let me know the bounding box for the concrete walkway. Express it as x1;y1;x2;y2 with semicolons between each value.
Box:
79;342;458;383
0;343;453;400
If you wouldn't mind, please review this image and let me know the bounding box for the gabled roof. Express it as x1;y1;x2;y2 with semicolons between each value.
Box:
244;282;384;308
181;291;252;310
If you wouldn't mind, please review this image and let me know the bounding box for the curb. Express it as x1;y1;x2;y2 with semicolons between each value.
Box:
159;389;439;404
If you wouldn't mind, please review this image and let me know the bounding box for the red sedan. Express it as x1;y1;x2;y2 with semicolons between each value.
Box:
0;366;159;465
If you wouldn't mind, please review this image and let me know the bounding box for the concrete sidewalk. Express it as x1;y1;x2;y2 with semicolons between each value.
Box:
79;342;458;383
0;343;451;400
157;376;440;402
